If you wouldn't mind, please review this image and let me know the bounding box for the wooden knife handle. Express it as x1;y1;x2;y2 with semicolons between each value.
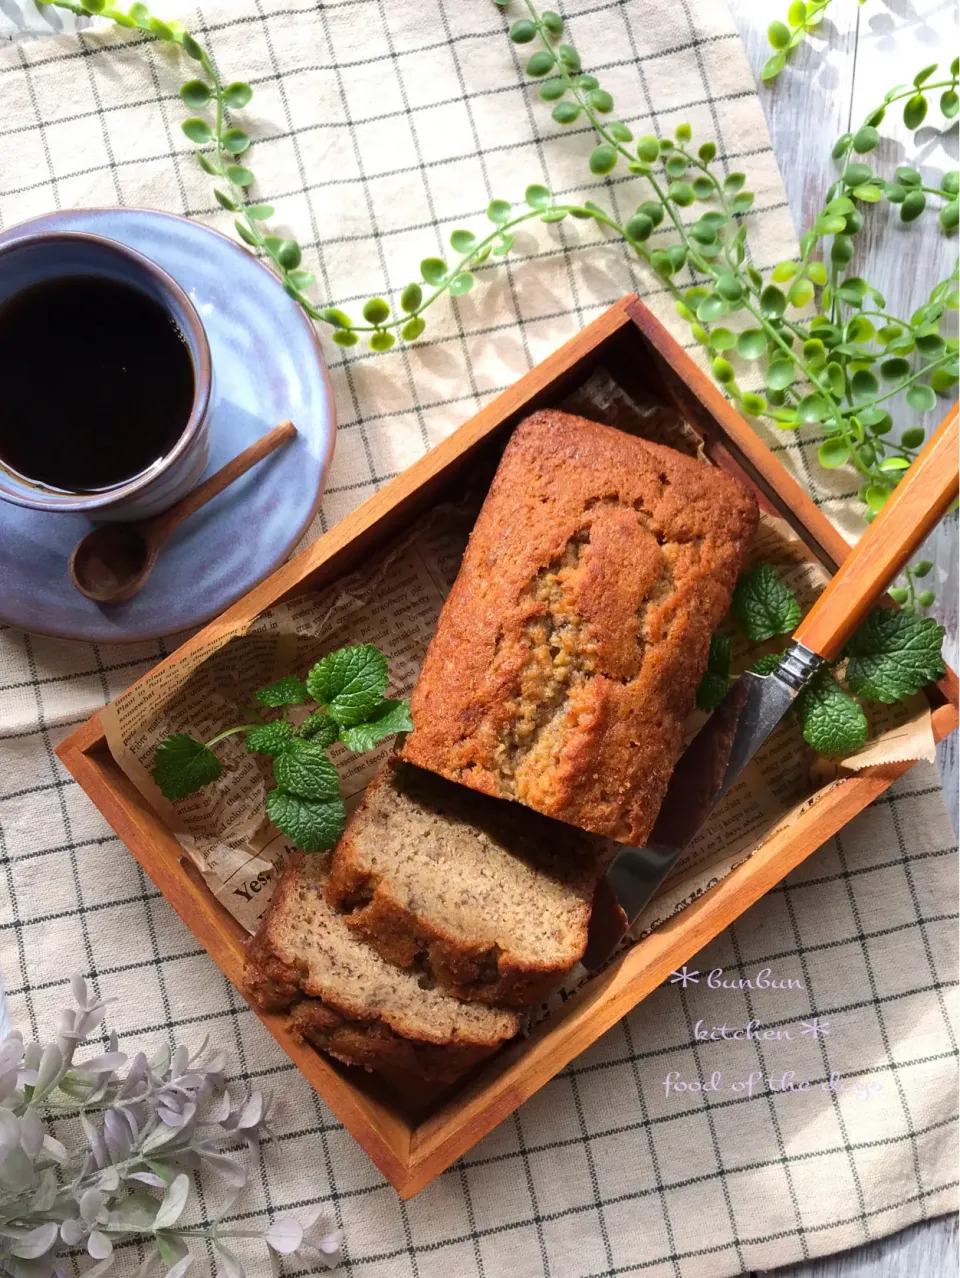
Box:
794;403;958;661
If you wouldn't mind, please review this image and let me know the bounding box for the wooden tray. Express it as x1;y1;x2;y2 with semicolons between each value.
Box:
57;296;959;1198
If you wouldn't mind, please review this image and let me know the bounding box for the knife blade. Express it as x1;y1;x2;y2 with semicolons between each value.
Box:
583;403;959;970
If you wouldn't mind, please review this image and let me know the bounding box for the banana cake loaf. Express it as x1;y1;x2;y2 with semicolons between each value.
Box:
325;761;611;1006
401;409;759;844
244;854;518;1083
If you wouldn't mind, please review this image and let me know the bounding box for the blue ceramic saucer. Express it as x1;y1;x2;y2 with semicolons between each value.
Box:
0;208;335;643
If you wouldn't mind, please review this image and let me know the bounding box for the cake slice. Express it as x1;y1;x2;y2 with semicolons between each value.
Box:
244;853;518;1083
325;762;609;1006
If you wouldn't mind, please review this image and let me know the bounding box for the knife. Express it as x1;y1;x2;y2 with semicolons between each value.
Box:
583;404;959;970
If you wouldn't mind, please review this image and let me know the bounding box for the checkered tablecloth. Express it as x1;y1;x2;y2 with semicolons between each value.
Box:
0;3;957;1276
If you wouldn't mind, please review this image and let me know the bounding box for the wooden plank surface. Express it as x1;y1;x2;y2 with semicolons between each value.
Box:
728;3;959;1275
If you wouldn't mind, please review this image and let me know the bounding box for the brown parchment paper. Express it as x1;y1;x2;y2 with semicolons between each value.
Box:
100;368;936;941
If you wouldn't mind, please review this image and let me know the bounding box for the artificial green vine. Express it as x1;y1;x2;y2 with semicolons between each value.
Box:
40;0;958;603
762;0;867;83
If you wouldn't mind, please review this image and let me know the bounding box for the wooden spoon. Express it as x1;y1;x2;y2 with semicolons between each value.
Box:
69;420;297;604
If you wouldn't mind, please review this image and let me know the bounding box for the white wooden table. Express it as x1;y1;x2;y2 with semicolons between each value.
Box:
730;4;959;1272
1;1;957;1274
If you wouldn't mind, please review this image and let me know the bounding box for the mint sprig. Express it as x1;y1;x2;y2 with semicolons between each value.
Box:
796;670;869;755
844;610;946;702
732;563;803;642
152;733;224;800
704;564;945;758
150;644;411;853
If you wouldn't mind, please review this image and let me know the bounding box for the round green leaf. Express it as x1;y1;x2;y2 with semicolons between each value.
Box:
362;297;390;325
223;81;253;109
448;273;475;296
697;293;728;323
903;93;928;130
450;229;477;255
900;426;926;448
181;118;213;145
740;393;767;416
234;219;258;247
526;50;555;77
276;240;301;269
589;146;618;176
918;589;936;607
636;136;660;163
180;79;211;109
542;9;564;35
941;89;960;118
420;257;448;285
760;285;787;318
831;234;855;264
715;274;743;302
625;213;653;242
668;181;695;206
865;483;891;513
369;330;395;352
912;559;934;577
509;19;537;42
607;121;633;142
879;357;911;381
788;278;814;308
525;184;552;209
818;438;851;468
798;394;830;423
487;199;512;224
711;356;735;384
539;79;566;102
557;44;581;72
940;200;960;232
214;188;238;212
401;316;426;341
853;126;880;153
552;101;580;124
761;51;786;81
665;154;688;178
843;162;873;187
245;203;274;220
400;283;422;313
889;587;910;604
708;327;736;351
768;19;790;48
222;127;250;155
906;383;937;412
851;370;879;400
226;165;254;186
736;328;768;359
766;359;795;391
588;88;614;112
322;307;353;330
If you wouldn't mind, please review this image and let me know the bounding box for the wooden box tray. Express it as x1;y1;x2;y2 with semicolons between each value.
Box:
57;296;959;1198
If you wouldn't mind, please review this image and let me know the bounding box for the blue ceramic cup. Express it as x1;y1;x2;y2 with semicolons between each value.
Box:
0;231;213;521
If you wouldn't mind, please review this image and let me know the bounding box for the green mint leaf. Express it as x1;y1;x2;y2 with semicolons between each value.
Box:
844;609;946;703
732;563;802;642
255;675;309;707
796;672;868;756
152;734;223;801
750;651;787;676
306;644;389;726
696;635;732;711
273;738;340;801
338;699;414;752
296;710;339;747
265;789;345;853
696;672;730;713
245;721;294;757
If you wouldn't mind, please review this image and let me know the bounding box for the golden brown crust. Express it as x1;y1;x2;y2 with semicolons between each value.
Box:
288;998;500;1083
401;410;759;844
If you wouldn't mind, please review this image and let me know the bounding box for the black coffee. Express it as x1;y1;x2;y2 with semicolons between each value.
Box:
0;275;195;492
